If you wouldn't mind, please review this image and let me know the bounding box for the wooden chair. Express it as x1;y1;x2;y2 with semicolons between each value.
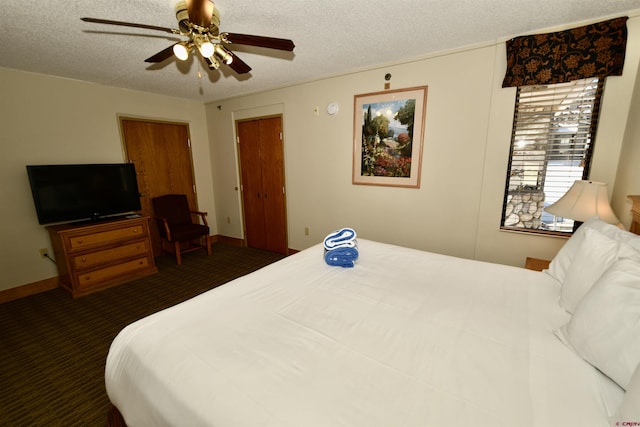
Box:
151;194;212;264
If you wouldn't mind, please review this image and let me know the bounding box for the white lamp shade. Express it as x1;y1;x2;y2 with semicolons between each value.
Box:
545;180;619;224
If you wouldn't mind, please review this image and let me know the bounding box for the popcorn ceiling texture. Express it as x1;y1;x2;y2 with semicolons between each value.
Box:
1;0;639;102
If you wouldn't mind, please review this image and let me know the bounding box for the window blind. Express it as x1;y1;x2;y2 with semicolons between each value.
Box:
501;77;604;233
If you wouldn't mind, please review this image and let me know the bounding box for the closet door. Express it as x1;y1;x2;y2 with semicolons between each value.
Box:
121;118;196;256
259;118;287;254
237;116;287;254
238;119;267;250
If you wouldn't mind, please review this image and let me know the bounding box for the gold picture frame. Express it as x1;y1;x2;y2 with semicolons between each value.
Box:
352;86;428;188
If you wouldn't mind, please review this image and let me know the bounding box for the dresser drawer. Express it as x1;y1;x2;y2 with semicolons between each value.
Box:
71;240;149;270
68;225;146;250
47;217;157;297
76;257;151;289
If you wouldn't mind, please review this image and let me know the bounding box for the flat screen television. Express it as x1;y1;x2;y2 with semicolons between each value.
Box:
26;163;142;225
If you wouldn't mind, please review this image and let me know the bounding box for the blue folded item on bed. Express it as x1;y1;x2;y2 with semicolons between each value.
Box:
324;246;359;268
323;227;357;250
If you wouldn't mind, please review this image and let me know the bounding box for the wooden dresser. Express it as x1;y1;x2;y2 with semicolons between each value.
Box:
47;216;157;298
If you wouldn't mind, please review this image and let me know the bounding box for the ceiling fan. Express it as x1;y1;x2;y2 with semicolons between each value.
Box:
81;0;295;75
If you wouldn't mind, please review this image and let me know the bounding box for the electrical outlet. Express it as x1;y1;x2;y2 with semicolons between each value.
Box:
305;227;309;236
39;248;49;259
227;216;231;224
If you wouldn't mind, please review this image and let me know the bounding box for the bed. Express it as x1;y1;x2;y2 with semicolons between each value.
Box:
105;216;640;427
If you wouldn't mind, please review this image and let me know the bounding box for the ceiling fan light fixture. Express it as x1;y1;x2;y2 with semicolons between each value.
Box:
214;44;233;64
196;38;215;58
210;2;221;30
81;0;294;76
207;56;220;70
174;1;190;34
173;42;190;61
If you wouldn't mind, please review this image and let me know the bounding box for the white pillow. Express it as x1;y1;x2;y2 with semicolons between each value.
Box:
546;222;588;284
559;228;620;314
547;217;640;284
612;362;640;424
557;258;640;390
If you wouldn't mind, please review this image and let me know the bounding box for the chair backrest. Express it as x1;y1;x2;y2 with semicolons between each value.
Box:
152;194;193;226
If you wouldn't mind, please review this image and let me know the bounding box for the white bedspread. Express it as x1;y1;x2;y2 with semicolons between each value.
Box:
105;239;622;426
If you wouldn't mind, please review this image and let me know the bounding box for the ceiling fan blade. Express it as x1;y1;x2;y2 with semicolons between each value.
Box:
144;45;177;63
81;17;178;35
223;33;295;51
186;0;213;28
227;52;252;74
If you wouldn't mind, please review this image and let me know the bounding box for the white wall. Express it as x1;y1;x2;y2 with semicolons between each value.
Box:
0;67;214;292
3;12;640;294
612;31;640;225
207;13;640;266
476;15;640;264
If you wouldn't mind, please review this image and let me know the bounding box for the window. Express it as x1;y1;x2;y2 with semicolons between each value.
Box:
501;77;604;234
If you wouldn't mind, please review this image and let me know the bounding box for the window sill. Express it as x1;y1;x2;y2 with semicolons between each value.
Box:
499;226;571;239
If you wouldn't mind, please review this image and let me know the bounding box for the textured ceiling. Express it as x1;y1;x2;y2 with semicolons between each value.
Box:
2;0;640;103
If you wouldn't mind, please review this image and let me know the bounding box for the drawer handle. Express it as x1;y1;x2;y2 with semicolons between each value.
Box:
133;228;139;233
84;276;91;281
77;239;83;244
81;257;87;263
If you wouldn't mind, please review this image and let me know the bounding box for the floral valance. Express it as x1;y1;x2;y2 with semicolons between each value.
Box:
502;17;628;88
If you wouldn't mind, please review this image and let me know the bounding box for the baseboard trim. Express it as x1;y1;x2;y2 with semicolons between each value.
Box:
213;235;299;255
0;276;59;304
1;235;282;304
212;235;244;246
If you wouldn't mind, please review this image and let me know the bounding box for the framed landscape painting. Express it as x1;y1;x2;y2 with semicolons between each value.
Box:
352;86;428;188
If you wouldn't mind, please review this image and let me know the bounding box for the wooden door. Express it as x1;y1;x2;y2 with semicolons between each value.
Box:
120;118;196;255
259;118;287;254
238;120;266;250
237;116;288;254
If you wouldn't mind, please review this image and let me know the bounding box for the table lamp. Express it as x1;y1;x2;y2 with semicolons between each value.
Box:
545;180;620;224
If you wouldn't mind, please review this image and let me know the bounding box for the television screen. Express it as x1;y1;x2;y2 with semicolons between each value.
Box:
26;163;142;225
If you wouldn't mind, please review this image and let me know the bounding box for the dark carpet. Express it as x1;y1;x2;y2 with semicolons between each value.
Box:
0;244;286;426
